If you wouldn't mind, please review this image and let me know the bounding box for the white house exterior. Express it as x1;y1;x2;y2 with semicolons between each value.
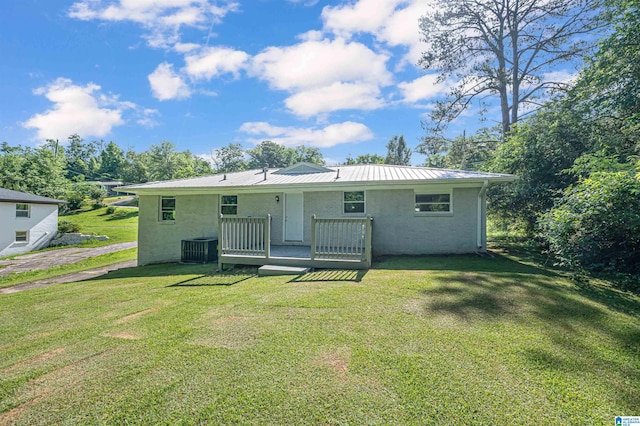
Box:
123;163;516;268
0;188;65;257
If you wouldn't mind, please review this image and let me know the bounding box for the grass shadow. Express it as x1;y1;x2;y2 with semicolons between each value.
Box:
105;210;138;221
86;263;216;280
289;269;367;283
374;252;557;277
167;274;254;287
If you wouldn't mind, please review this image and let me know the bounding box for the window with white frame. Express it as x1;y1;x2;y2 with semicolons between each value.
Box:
15;231;28;242
415;193;451;213
16;203;30;218
343;191;365;214
220;195;238;215
160;196;176;221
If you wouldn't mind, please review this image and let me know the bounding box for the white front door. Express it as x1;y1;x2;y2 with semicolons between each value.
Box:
284;193;304;241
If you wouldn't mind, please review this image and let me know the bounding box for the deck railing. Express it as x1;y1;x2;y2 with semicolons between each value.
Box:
311;215;373;266
219;214;271;257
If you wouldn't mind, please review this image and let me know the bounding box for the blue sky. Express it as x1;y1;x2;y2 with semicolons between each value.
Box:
0;0;570;165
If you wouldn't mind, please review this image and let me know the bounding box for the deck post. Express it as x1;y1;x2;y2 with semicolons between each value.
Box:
218;214;224;271
365;215;373;268
265;214;271;259
310;215;317;261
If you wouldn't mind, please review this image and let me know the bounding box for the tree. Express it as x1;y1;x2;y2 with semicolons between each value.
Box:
65;134;98;180
419;0;606;136
539;160;640;282
98;141;125;180
345;154;386;165
417;128;501;170
486;1;639;232
385;135;411;165
247;141;296;169
213;143;247;173
120;149;149;184
293;145;325;165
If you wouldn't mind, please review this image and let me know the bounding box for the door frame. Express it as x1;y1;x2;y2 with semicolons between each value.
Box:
283;192;304;242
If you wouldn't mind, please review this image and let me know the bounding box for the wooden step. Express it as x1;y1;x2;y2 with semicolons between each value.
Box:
258;265;310;276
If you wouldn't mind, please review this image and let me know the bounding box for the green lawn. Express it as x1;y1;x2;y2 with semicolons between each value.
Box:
59;206;138;246
1;255;638;424
0;248;137;289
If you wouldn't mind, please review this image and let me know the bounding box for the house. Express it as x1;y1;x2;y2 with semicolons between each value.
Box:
89;181;125;196
0;188;65;257
122;163;517;269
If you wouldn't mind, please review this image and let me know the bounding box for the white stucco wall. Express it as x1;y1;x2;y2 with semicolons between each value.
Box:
136;186;487;264
0;202;59;257
303;188;483;255
137;194;219;265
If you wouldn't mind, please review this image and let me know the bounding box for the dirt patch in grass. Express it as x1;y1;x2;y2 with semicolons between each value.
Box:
115;307;158;324
105;331;141;340
213;315;250;324
194;315;262;349
314;348;351;379
0;348;66;375
0;349;114;424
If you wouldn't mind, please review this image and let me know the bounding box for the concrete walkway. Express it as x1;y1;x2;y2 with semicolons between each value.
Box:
0;260;137;294
0;242;137;277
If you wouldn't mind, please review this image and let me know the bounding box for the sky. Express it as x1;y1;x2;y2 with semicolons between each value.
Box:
0;0;568;165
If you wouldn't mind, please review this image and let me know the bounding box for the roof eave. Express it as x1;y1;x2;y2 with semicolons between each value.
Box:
125;175;518;195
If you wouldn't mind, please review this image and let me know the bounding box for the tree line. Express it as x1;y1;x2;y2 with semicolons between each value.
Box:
421;0;639;286
0;134;412;211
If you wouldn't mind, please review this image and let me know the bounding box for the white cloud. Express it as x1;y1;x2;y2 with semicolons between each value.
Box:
68;0;240;49
398;73;449;104
541;69;578;85
137;108;161;127
285;82;384;117
322;0;403;37
322;0;432;67
174;42;201;53
22;78;129;141
251;38;392;91
148;62;191;100
184;46;249;80
239;121;374;148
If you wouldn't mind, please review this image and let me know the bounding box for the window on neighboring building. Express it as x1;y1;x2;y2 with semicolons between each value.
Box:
343;191;365;214
415;193;451;213
16;203;30;218
160;196;176;221
15;231;28;242
220;195;238;215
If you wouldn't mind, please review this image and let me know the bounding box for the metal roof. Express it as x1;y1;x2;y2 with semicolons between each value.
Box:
0;188;66;204
123;164;517;193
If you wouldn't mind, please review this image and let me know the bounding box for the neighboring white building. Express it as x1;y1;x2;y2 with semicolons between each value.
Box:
0;188;65;257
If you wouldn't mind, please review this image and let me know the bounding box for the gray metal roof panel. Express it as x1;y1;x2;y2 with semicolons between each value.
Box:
122;164;516;191
0;188;66;204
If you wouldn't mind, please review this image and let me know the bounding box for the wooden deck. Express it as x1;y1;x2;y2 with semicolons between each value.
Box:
219;244;370;270
218;215;373;270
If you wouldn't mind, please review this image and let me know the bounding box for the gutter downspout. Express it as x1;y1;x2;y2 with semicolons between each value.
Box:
477;180;489;251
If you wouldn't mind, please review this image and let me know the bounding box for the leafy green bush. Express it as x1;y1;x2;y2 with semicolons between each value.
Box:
539;167;640;286
105;206;116;214
58;220;81;234
64;191;86;211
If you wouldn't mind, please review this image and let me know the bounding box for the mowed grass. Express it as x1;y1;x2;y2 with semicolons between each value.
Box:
59;206;138;246
1;255;639;425
0;248;137;289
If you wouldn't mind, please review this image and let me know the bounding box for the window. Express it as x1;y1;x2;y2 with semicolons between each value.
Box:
343;191;365;214
15;231;28;242
16;203;30;218
160;196;176;221
415;193;451;213
221;195;238;215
